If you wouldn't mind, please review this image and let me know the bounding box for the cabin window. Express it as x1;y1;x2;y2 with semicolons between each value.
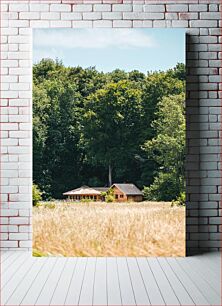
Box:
120;195;123;198
115;195;118;199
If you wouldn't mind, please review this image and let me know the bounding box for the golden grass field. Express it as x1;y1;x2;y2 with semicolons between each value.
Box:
33;201;185;257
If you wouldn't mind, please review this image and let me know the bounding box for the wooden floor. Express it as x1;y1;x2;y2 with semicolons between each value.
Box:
1;251;221;306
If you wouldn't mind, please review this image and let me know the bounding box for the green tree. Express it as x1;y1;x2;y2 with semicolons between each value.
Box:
142;93;185;200
81;80;143;186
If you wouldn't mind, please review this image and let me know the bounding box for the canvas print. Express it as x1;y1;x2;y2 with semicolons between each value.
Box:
32;29;186;257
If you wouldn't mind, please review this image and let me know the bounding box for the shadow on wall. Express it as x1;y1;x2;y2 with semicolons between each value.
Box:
186;33;200;256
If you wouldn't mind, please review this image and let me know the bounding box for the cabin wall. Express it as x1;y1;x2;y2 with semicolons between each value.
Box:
112;186;128;202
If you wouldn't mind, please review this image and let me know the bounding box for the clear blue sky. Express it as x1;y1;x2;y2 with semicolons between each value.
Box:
33;28;186;73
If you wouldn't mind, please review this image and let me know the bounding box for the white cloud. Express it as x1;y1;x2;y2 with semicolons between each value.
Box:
33;29;156;50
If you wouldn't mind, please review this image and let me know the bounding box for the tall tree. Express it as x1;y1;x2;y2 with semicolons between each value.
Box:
81;80;143;186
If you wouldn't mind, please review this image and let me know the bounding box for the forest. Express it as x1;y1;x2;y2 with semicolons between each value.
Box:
33;59;186;201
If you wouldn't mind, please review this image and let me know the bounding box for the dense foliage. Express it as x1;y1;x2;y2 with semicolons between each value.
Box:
33;59;185;201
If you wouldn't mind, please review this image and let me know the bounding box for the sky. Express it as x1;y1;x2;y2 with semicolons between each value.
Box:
33;28;186;73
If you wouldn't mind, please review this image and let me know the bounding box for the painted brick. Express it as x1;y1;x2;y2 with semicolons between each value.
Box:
143;5;165;12
94;4;111;12
50;4;71;12
61;13;82;20
102;12;122;19
189;20;218;28
200;12;221;20
179;13;198;20
30;20;50;28
41;12;60;20
166;5;188;12
189;4;207;12
113;20;132;27
72;20;93;28
9;217;29;225
19;12;40;20
29;4;49;12
93;20;112;27
112;4;132;12
73;5;93;12
0;241;18;248
50;21;72;28
9;233;29;240
83;12;102;20
123;12;164;19
9;4;29;12
172;20;188;28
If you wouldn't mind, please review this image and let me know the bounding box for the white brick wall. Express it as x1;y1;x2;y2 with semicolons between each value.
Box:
1;0;221;255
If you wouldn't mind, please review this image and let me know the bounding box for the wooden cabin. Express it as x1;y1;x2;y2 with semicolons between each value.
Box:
111;183;143;202
63;186;109;201
63;183;143;202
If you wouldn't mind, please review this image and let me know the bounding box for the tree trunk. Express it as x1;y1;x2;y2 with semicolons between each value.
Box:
108;164;112;187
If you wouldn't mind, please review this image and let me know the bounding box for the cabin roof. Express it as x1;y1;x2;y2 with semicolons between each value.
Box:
63;185;101;196
111;183;143;196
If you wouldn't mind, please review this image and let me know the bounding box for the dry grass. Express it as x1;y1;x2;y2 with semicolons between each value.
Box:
33;201;185;257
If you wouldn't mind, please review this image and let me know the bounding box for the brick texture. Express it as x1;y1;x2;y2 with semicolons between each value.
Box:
0;0;221;255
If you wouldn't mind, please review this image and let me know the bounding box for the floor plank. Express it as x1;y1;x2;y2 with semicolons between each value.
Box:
5;257;47;305
137;258;165;305
180;256;220;294
127;257;150;305
35;257;67;305
167;257;210;305
0;251;16;263
50;257;77;305
93;257;107;305
195;252;220;274
2;252;22;272
176;257;221;305
65;257;87;306
147;258;179;305
79;257;96;306
157;258;195;305
107;258;122;306
1;252;31;290
117;257;136;306
21;257;57;305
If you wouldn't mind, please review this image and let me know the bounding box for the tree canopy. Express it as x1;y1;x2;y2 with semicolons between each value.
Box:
33;59;185;200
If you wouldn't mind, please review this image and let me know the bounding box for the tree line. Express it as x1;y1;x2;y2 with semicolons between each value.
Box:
33;59;185;201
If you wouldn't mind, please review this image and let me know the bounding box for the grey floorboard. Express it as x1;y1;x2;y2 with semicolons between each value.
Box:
147;258;179;305
117;257;136;306
157;257;195;305
5;257;47;305
167;257;210;305
79;257;96;306
65;257;87;306
0;251;14;262
179;256;220;294
137;257;165;305
2;251;22;272
176;257;221;305
107;258;122;306
1;252;31;289
21;257;57;305
195;252;220;273
127;257;150;305
35;257;67;305
93;257;107;305
50;257;77;305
